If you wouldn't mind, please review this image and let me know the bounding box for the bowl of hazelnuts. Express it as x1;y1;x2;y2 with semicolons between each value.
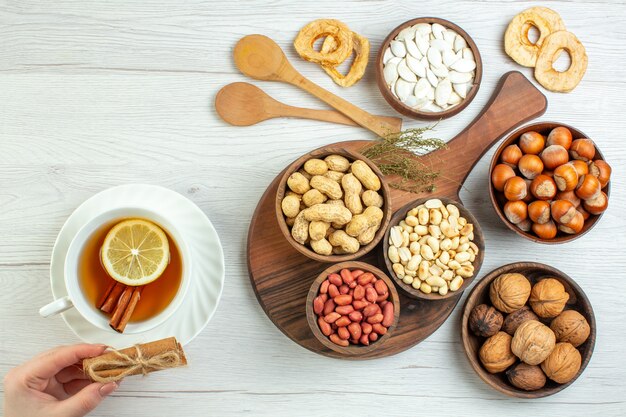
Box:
461;262;595;398
489;122;611;243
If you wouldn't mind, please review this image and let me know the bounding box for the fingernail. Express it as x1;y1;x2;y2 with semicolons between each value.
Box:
99;382;118;397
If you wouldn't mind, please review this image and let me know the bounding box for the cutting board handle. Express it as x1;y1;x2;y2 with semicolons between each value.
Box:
428;71;547;198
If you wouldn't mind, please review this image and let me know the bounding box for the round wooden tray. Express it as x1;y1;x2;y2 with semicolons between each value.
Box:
247;72;548;359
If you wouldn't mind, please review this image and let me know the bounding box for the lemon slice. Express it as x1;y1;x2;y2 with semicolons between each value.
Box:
101;219;170;286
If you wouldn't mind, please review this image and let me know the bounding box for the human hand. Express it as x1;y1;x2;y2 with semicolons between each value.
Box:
3;344;118;417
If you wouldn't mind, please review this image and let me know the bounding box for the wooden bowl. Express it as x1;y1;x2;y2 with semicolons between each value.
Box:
382;197;485;300
276;147;392;263
305;261;400;356
489;122;611;244
461;262;596;398
376;17;483;120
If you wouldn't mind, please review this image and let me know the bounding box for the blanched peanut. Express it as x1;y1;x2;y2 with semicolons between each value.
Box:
302;189;327;207
281;194;301;218
287;172;310;194
362;190;384;208
304;158;328;175
388;201;476;296
309;221;330;241
341;173;363;215
291;211;309;244
328;230;360;254
304;204;352;225
324;154;351;172
310;175;343;200
351;160;381;191
346;206;383;237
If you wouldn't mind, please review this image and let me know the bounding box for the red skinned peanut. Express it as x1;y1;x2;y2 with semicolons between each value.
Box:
382;302;394;327
335;305;354;315
328;273;342;286
313;296;324;315
318;317;332;336
335;316;351;327
330;333;349;346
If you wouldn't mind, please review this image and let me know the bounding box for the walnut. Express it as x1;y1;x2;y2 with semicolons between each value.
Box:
506;363;547;391
550;310;590;347
479;331;517;373
489;273;531;313
469;304;503;337
511;320;556;365
541;342;582;384
502;306;539;335
529;278;570;318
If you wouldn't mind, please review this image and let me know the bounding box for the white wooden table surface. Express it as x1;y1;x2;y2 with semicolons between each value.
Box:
2;1;626;415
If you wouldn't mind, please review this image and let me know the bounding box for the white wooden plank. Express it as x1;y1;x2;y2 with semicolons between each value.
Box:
1;1;626;416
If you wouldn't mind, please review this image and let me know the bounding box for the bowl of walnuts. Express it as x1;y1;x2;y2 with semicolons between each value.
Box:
461;262;595;398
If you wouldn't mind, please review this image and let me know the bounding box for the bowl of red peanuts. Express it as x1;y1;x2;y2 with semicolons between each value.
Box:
306;261;400;355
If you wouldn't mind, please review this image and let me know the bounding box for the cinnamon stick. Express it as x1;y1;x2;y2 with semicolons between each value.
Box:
97;280;117;309
82;337;187;383
99;282;126;313
109;286;143;333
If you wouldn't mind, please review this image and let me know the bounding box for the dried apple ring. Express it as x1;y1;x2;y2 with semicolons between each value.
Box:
320;32;370;87
535;31;587;93
294;19;353;65
504;7;566;67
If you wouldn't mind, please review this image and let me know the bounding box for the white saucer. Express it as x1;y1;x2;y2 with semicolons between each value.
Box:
49;184;225;348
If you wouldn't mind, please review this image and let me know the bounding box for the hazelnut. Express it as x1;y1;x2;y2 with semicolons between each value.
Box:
516;218;532;232
569;138;596;161
541;342;582;384
503;200;528;224
558;210;585;235
550;200;577;224
506;363;547;391
532;220;557;240
583;191;608;215
502;306;539;335
479;331;517;373
546;126;573;150
553;163;579;191
550;310;590;347
589;160;611;187
555;190;581;208
575;174;601;200
519;131;545;155
530;278;570;318
469;304;504;337
500;144;523;167
576;205;590;220
511;320;556;365
518;154;544;179
491;164;516;192
490;273;531;313
503;176;528;201
528;200;551;224
568;160;589;177
540;145;569;170
529;175;557;200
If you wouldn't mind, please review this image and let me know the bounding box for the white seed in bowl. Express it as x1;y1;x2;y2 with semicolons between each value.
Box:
382;22;476;113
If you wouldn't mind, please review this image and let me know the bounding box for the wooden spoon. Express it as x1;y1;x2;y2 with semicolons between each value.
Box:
215;82;403;130
233;34;400;137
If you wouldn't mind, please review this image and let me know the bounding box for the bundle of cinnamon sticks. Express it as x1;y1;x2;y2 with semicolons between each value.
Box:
83;337;187;383
98;281;143;333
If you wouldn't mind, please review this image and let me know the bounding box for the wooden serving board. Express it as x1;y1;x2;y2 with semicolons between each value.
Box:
247;72;547;359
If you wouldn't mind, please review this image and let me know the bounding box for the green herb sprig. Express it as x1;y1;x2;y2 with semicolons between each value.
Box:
362;127;446;193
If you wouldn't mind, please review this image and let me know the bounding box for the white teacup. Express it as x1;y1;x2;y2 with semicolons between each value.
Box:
39;207;192;334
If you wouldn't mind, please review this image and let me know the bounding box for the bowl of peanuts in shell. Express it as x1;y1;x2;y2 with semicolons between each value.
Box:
276;147;391;262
